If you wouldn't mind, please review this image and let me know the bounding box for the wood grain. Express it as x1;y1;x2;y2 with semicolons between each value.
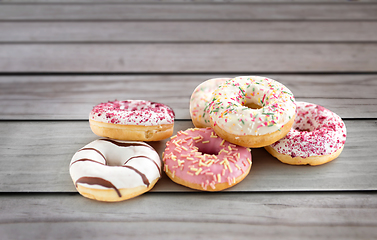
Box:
3;0;377;3
0;193;376;239
0;3;376;20
1;43;377;73
0;1;376;238
0;75;375;119
1;21;377;42
0;120;375;193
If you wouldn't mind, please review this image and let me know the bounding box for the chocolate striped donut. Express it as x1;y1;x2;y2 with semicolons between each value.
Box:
69;139;161;202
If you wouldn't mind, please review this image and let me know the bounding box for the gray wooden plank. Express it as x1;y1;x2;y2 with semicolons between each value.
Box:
2;21;377;42
1;43;377;73
4;0;377;3
0;120;375;192
0;74;376;119
2;222;376;240
0;98;374;120
1;3;377;20
0;193;376;239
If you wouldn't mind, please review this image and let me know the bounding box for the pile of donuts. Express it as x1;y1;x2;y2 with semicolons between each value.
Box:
69;100;175;202
69;76;346;202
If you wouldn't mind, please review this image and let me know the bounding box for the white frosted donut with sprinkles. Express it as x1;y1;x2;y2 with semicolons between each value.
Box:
163;128;252;191
70;139;162;202
209;76;296;148
265;102;347;166
89;100;175;141
190;78;231;128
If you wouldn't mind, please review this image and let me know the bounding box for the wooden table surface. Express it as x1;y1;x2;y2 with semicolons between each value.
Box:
1;1;377;239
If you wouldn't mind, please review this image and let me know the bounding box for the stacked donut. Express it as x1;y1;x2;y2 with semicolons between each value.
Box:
189;76;346;167
69;100;175;202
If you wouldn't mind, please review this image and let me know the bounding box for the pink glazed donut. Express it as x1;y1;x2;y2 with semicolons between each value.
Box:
89;100;175;141
265;101;347;166
163;127;252;191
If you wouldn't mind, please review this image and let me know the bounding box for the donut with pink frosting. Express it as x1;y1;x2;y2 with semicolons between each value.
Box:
163;127;252;191
265;101;347;166
89;100;175;141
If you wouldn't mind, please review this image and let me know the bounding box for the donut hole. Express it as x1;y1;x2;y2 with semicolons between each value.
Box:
294;124;315;132
295;128;311;132
195;143;221;156
293;117;318;132
243;102;263;110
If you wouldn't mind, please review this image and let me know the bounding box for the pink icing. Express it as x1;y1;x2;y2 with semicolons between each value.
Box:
89;100;175;126
163;127;252;190
270;102;347;158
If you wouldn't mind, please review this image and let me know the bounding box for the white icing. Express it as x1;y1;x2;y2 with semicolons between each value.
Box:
209;76;296;136
270;102;347;158
190;78;231;127
69;139;161;191
89;100;174;126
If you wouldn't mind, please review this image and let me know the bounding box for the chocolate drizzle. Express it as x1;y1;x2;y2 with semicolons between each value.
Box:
124;155;161;176
75;176;122;197
71;139;160;196
123;165;150;187
71;158;105;166
78;148;107;163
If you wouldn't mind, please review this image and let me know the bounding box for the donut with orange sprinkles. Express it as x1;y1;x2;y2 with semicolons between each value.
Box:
209;76;296;148
163;127;252;191
265;102;347;166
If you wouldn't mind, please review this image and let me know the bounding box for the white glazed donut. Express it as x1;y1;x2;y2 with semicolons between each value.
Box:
209;76;296;148
69;139;162;202
265;101;347;165
190;78;231;128
89;100;175;141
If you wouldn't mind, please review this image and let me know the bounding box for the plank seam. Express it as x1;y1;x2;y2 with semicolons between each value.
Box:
2;41;377;44
0;189;376;195
1;2;377;5
2;19;377;23
2;72;377;76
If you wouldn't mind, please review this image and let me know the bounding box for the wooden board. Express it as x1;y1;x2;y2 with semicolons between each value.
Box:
1;21;377;42
0;75;376;119
0;1;376;239
0;120;375;193
0;192;376;239
1;43;377;73
1;3;377;20
4;0;377;3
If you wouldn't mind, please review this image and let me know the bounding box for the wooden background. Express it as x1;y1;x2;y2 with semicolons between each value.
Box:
0;1;377;239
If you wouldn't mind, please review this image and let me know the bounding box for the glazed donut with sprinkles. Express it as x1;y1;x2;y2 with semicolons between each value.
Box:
163;127;252;191
209;76;296;148
89;100;175;141
190;77;231;128
265;102;347;166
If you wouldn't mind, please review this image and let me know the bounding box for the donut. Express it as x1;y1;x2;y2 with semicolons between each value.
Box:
69;139;162;202
190;78;231;128
209;76;296;148
264;101;347;166
89;100;175;141
163;127;252;191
